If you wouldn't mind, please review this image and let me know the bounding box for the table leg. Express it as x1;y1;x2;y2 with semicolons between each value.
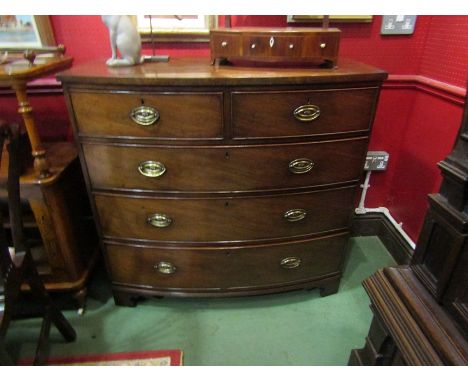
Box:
12;82;51;179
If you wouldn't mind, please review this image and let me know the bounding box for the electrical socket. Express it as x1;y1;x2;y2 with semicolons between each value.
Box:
364;151;389;171
381;15;417;35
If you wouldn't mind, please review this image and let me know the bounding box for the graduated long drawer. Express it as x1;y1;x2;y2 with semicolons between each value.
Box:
105;233;348;290
83;137;368;192
94;186;356;243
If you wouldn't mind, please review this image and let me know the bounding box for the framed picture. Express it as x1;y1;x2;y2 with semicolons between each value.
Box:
135;15;218;43
287;15;373;23
0;16;56;49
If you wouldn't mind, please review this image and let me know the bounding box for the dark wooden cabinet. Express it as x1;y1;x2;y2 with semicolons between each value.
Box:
350;80;468;366
58;58;386;306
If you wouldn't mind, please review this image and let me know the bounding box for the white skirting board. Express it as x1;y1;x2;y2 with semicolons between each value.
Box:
355;207;416;250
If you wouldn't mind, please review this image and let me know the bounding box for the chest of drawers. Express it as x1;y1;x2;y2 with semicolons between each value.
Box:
58;58;387;306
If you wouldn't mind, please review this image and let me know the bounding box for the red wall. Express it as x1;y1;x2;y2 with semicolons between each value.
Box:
420;16;468;88
385;90;463;237
2;15;468;241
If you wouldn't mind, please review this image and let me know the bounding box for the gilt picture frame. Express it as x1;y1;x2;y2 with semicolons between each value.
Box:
287;15;373;23
0;15;56;49
135;15;218;43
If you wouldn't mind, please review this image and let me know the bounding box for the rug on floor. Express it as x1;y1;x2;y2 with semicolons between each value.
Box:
20;349;183;366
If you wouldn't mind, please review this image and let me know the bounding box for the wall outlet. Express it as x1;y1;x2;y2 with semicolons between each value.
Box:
364;151;390;171
381;15;417;35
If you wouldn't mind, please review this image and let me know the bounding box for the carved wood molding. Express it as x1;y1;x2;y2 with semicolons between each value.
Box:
363;267;468;365
363;268;443;365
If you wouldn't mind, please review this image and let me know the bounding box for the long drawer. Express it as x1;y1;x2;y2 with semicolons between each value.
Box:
70;91;224;139
232;87;378;138
105;233;348;289
83;137;368;192
95;186;356;242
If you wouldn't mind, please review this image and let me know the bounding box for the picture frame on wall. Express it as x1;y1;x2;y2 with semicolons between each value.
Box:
135;15;218;43
287;15;372;23
0;16;56;49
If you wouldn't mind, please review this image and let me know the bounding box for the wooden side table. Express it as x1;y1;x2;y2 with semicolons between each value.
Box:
0;54;98;312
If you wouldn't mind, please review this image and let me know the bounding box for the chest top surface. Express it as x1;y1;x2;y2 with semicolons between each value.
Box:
57;57;387;87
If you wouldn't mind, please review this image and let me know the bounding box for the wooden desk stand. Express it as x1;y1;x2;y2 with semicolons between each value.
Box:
0;54;98;312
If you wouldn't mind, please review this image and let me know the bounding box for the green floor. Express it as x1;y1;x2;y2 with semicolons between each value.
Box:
7;236;396;366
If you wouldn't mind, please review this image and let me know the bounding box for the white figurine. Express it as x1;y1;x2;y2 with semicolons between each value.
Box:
102;15;143;66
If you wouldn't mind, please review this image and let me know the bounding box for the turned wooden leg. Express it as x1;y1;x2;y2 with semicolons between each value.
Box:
113;290;138;307
12;82;51;179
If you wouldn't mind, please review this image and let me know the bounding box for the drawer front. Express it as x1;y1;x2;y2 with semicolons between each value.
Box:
243;34;305;58
210;32;242;57
303;32;340;59
83;138;368;192
105;233;348;289
232;88;378;138
70;91;223;139
94;187;356;242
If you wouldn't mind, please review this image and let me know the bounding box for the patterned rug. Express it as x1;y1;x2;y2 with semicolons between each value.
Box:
20;349;183;366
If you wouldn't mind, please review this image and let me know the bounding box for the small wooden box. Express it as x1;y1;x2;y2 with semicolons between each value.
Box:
210;27;341;67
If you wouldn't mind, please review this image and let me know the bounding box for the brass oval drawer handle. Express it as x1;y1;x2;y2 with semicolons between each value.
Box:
147;213;172;228
293;104;321;122
154;261;176;274
221;41;228;47
280;257;302;269
284;209;307;222
130;105;160;126
138;160;166;178
289;158;314;174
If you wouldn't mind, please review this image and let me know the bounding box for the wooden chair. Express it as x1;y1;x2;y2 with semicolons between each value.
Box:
0;120;76;366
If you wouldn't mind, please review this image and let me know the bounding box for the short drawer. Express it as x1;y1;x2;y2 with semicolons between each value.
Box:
210;32;242;58
94;186;356;242
105;233;348;289
232;87;378;139
83;137;368;192
243;34;305;58
70;91;223;139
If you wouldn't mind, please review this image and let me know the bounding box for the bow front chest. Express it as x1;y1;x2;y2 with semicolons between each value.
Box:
58;58;387;306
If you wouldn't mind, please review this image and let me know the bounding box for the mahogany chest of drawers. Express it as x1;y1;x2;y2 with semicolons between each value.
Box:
58;58;387;306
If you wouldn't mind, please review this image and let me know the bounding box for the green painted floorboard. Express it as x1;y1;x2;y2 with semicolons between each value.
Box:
6;236;396;366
